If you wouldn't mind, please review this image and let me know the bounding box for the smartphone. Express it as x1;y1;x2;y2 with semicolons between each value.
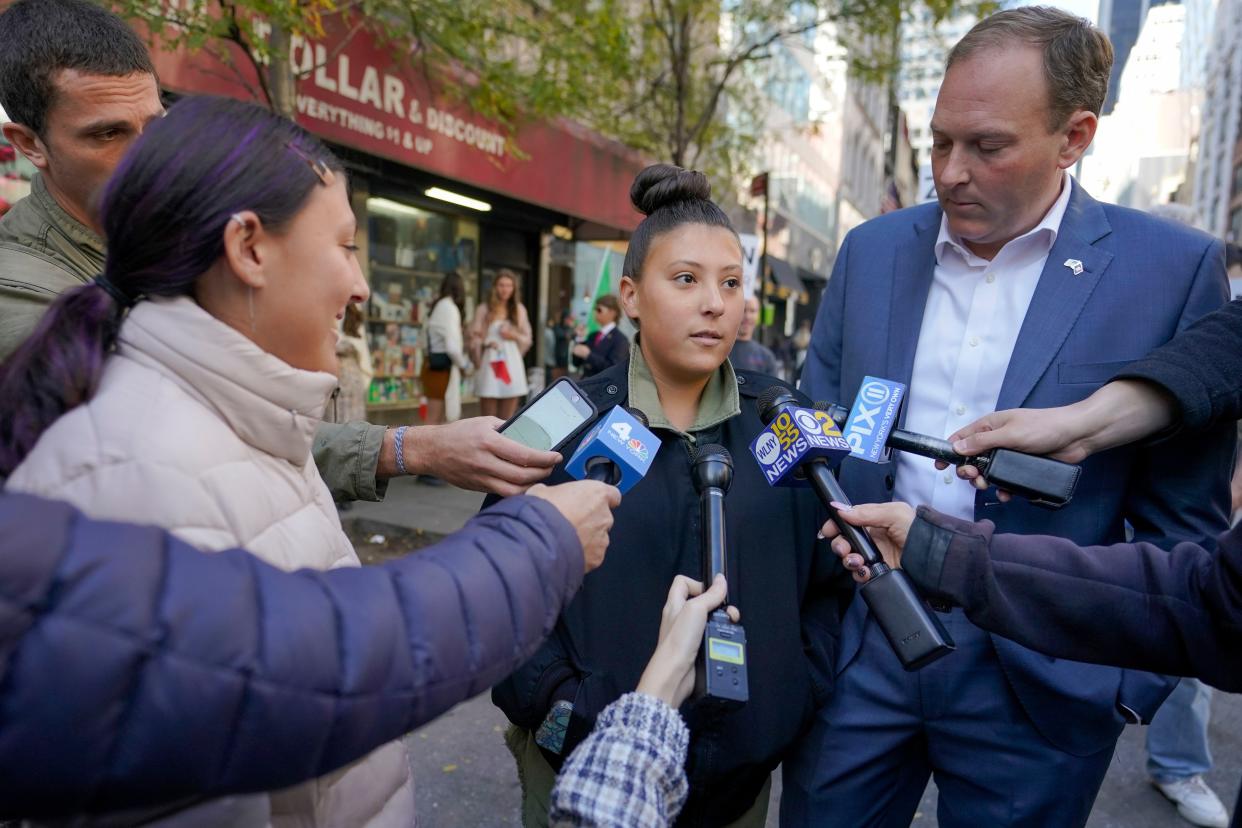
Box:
500;377;598;452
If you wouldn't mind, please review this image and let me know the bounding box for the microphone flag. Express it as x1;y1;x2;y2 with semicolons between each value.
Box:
749;403;851;486
842;376;906;462
565;406;659;493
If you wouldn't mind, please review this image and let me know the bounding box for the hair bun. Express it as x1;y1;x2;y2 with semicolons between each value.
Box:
630;164;712;216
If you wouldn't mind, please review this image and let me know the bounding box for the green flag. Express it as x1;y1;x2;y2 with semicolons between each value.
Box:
584;251;613;336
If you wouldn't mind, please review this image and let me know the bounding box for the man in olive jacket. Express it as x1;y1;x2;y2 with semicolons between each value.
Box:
0;0;558;499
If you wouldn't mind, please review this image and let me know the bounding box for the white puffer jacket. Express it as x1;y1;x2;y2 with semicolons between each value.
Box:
8;296;416;827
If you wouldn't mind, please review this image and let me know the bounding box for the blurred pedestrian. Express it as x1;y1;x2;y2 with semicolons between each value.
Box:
423;270;472;425
328;303;371;424
729;295;777;375
545;308;574;384
571;293;628;378
471;268;531;418
1;96;412;827
792;318;812;372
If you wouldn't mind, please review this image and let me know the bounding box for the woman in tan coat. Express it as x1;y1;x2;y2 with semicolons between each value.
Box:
0;97;414;827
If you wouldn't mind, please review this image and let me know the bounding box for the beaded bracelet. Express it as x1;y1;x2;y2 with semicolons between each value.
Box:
394;425;409;476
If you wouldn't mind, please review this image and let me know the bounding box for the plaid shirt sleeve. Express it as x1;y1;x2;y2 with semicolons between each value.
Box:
548;692;690;827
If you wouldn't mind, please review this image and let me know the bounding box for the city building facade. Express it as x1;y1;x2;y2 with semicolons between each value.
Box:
1194;0;1242;240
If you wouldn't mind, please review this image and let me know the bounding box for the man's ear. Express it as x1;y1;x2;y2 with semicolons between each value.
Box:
1059;109;1097;169
3;123;49;170
221;211;269;290
619;274;639;323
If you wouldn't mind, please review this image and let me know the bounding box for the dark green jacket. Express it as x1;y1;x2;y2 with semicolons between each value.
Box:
0;173;103;359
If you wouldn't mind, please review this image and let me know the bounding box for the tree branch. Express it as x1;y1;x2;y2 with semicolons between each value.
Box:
683;13;833;153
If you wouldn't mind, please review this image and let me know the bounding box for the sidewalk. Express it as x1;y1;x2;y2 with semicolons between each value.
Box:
347;475;486;535
353;482;1242;828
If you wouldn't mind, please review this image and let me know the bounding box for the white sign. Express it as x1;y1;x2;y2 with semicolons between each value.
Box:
738;233;760;296
918;164;937;204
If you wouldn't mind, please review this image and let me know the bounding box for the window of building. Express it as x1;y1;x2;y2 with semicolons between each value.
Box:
365;197;480;410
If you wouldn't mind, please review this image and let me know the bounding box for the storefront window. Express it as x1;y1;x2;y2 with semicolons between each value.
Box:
365;197;479;409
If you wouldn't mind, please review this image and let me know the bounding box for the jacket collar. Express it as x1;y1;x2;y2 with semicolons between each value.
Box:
995;184;1113;409
885;183;1113;409
886;209;941;387
118;296;338;465
0;173;106;286
31;173;106;266
626;337;740;438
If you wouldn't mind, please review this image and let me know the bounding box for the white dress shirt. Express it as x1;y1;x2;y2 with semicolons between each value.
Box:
892;175;1074;520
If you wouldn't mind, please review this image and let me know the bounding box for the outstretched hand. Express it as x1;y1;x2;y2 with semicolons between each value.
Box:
819;502;915;583
402;416;561;496
933;407;1093;500
637;575;739;707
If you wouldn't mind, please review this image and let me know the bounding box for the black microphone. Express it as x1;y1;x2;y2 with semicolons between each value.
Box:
826;388;1082;508
757;388;955;671
691;444;748;709
584;456;620;484
885;430;1080;508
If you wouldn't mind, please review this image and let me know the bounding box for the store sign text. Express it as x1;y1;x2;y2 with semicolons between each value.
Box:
290;37;506;159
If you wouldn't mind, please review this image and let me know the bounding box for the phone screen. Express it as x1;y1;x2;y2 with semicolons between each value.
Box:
502;379;596;451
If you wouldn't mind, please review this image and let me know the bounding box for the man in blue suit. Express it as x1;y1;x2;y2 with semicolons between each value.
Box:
785;8;1234;827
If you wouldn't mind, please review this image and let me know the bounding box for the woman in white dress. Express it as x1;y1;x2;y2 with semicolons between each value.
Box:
469;268;531;418
423;271;472;425
328;303;372;423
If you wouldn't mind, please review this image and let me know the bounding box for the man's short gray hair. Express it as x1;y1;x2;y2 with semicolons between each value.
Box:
947;6;1114;131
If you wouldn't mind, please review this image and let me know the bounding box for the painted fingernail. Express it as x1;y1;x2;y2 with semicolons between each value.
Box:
816;530;825;539
830;501;853;512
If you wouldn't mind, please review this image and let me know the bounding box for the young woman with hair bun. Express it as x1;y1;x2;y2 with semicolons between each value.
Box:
491;164;851;827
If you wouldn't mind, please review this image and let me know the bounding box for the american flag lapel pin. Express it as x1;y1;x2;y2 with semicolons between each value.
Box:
1063;258;1084;276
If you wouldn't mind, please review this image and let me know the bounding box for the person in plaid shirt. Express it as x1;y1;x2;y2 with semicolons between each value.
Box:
550;575;736;827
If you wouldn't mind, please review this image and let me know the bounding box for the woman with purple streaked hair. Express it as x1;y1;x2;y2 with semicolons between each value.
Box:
0;96;416;826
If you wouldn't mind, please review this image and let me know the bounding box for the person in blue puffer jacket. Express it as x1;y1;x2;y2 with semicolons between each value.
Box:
0;483;617;823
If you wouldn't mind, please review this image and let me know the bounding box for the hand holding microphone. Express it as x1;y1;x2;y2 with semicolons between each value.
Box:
527;482;622;573
752;387;954;670
535;406;659;573
691;445;749;710
638;575;740;707
830;377;1082;509
818;502;916;582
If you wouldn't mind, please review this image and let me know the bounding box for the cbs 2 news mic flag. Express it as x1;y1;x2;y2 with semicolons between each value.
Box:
565;407;659;494
750;404;851;485
841;377;906;462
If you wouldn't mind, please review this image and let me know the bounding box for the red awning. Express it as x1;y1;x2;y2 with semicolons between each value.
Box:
149;24;646;234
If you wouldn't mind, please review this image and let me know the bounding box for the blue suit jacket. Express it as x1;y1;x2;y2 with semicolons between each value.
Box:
801;184;1235;757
